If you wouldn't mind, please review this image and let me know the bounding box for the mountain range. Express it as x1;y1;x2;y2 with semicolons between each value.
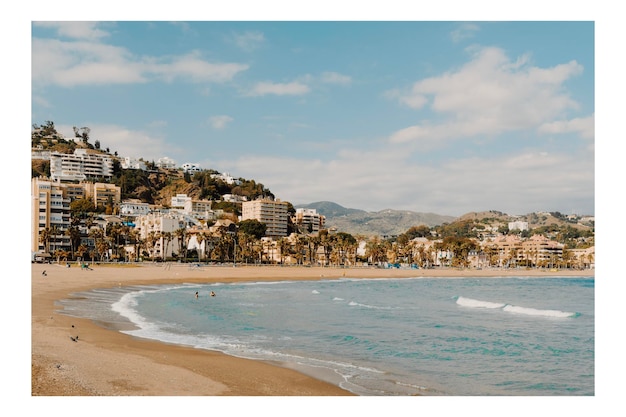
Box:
294;201;456;236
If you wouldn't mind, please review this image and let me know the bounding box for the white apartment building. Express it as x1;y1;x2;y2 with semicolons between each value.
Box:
121;157;147;170
183;199;220;220
222;194;248;203
294;208;325;234
241;198;289;237
171;194;192;208
181;163;202;173
135;212;187;259
156;156;177;169
50;148;114;182
120;199;151;217
508;221;529;231
211;172;240;185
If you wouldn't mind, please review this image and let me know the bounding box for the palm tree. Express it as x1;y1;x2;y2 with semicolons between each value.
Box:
174;228;186;261
89;228;104;261
39;227;51;254
65;225;81;260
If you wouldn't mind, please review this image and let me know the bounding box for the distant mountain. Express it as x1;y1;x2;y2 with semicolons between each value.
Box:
295;201;366;218
295;201;456;236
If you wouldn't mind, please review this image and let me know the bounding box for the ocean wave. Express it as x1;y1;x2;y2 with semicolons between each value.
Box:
348;301;393;310
502;305;577;318
456;296;577;318
456;296;505;309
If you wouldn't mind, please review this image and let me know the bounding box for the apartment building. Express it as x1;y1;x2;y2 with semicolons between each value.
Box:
31;178;122;254
156;156;177;169
184;199;215;220
49;148;114;181
294;208;325;234
134;212;186;259
171;193;192;208
241;198;289;237
120;199;151;217
508;221;529;232
82;182;121;210
31;177;72;254
181;163;202;174
121;157;147;170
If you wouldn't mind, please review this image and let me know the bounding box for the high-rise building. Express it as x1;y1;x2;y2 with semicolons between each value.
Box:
241;198;289;237
31;177;72;254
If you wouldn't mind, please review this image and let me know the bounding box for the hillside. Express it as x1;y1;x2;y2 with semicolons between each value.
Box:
457;210;594;231
296;202;456;236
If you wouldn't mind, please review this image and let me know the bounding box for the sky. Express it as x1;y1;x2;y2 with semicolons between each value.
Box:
30;15;597;218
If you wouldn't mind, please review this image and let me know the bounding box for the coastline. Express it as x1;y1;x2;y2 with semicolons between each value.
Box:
32;263;593;397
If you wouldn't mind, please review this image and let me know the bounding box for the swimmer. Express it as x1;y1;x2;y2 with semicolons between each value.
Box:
210;291;216;297
195;291;199;298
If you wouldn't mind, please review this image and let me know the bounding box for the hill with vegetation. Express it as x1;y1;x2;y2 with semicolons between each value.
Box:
296;201;456;237
32;121;594;246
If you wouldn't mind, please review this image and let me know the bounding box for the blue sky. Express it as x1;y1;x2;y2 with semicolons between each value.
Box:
30;18;596;217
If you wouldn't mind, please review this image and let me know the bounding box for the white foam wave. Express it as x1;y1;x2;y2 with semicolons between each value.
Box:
348;301;392;310
503;305;575;318
456;296;576;318
333;297;344;301
312;290;320;294
456;296;505;309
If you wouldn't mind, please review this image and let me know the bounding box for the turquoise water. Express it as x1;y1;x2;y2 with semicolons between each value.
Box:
58;276;594;396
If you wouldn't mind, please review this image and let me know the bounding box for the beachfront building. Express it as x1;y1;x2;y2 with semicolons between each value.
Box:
49;148;114;182
293;208;325;234
135;212;186;259
31;177;72;255
519;235;564;267
241;198;289;238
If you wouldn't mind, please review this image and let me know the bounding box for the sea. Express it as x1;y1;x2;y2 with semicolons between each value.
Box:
56;275;594;396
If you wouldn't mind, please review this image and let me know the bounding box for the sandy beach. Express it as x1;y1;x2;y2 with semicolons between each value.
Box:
31;262;593;397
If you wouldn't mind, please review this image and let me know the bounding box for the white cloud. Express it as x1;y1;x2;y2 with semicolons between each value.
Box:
538;114;594;140
150;51;249;83
32;39;248;88
33;21;110;40
389;47;584;145
320;71;352;85
221;142;594;216
209;115;234;129
450;23;480;43
231;30;266;51
247;81;311;96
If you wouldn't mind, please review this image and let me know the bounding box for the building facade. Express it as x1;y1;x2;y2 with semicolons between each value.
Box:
241;198;289;237
31;177;72;254
49;149;114;182
294;208;325;234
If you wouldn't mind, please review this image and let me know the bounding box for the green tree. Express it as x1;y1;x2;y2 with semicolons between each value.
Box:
238;219;267;239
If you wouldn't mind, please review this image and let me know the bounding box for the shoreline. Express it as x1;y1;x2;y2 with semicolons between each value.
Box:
32;263;593;396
